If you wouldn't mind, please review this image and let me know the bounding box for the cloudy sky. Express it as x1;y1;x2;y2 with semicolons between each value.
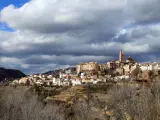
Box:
0;0;160;74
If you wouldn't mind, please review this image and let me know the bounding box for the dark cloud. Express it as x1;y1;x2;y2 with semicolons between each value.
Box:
125;0;160;24
0;0;160;74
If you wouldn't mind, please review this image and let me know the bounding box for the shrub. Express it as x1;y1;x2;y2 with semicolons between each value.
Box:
107;84;160;120
0;86;64;120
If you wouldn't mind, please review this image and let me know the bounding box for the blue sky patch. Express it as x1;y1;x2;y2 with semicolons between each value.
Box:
0;23;15;32
0;0;29;10
0;0;29;32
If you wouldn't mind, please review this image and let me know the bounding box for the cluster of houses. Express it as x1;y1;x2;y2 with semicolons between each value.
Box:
11;50;160;86
140;62;160;71
11;62;160;87
12;70;104;86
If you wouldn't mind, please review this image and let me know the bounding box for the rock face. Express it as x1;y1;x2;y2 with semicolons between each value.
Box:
0;67;26;81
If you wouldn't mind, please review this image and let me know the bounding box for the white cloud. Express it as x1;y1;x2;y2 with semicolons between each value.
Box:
115;29;127;39
0;0;160;74
0;0;127;33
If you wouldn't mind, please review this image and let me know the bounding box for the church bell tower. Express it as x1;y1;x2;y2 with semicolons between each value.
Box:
119;49;124;62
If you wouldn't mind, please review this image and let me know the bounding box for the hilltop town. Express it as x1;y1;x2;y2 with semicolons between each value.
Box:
10;49;160;87
1;0;160;119
1;49;160;120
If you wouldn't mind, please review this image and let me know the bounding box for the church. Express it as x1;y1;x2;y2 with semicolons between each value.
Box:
107;49;136;69
76;49;136;74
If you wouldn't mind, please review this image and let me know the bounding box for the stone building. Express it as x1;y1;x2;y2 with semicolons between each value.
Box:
76;62;99;74
126;55;135;63
119;49;124;62
107;49;124;69
107;50;136;69
107;60;117;70
99;64;108;71
76;49;136;74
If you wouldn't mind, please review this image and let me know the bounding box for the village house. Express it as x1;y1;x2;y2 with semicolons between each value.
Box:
71;79;82;86
11;49;160;87
140;62;160;71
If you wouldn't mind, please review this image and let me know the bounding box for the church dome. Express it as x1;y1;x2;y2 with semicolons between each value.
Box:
126;55;134;62
127;56;133;60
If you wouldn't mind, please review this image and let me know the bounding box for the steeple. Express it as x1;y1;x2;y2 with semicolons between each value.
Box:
119;49;124;62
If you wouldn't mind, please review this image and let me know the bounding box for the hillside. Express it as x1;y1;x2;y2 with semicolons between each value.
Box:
43;67;76;77
0;67;26;81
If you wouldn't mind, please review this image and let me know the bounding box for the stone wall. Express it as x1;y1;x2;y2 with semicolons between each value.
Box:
99;64;108;71
76;62;99;73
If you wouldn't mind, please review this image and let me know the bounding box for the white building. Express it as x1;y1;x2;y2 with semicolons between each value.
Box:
140;63;160;71
52;78;63;86
47;75;53;79
59;72;67;78
71;79;82;86
140;64;153;71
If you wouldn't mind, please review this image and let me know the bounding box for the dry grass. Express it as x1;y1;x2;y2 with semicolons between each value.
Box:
0;86;64;120
0;86;100;120
0;83;160;120
106;83;160;120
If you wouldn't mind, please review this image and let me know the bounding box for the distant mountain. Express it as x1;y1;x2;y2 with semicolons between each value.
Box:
0;67;26;81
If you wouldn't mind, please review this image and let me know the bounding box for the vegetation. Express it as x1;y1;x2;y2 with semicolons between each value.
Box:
106;83;160;120
0;82;160;120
